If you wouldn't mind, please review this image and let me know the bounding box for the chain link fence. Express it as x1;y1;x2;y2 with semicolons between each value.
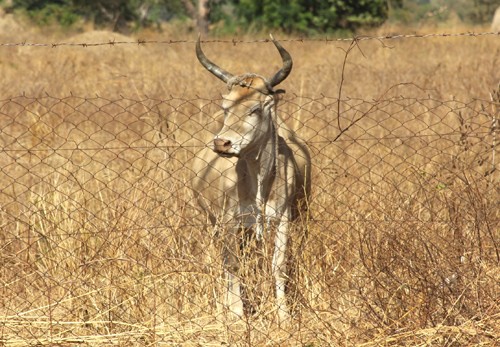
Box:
1;83;498;345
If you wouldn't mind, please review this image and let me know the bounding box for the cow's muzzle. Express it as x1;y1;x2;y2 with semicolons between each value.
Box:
213;138;236;157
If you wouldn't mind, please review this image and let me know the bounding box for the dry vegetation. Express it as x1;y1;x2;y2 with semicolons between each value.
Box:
0;18;499;346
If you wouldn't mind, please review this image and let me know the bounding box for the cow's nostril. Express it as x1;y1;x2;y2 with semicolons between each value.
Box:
214;138;232;151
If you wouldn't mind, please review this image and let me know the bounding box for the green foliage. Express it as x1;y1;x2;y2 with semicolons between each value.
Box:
235;0;388;34
11;0;79;27
9;0;186;30
8;0;494;33
7;0;388;33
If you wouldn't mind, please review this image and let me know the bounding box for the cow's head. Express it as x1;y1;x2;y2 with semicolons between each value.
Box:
196;35;293;158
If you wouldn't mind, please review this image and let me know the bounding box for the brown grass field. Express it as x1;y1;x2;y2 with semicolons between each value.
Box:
0;18;499;346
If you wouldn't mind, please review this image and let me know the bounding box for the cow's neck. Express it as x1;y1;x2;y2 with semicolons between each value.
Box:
244;115;277;193
240;118;278;239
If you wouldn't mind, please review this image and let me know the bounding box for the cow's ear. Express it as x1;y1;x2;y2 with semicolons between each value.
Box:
274;90;286;102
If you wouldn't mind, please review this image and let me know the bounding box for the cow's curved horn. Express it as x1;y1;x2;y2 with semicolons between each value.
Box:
268;34;293;88
196;34;233;83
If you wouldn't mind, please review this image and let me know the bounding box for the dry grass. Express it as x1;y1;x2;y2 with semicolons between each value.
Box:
0;19;499;346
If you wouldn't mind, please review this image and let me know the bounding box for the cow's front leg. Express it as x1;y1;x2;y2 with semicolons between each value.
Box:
225;270;243;319
272;213;290;323
223;226;244;319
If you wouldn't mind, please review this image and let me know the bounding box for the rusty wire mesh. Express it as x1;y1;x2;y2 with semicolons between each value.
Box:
0;88;498;345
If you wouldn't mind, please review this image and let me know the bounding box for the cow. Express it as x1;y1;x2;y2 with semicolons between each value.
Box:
191;34;311;322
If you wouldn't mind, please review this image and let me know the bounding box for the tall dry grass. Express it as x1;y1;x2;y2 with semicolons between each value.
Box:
0;21;499;345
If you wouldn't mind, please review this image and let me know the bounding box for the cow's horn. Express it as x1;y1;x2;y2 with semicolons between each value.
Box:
196;34;233;83
268;34;293;88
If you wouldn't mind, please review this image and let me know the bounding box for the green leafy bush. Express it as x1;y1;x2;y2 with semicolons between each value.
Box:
235;0;388;34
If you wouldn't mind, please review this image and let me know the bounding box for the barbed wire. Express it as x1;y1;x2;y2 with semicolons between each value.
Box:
0;31;498;48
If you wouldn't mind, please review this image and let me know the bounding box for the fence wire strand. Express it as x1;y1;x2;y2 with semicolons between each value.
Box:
0;31;498;48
